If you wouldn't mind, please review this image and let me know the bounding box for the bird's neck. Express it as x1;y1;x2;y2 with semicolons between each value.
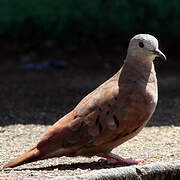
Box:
122;58;156;83
124;57;154;73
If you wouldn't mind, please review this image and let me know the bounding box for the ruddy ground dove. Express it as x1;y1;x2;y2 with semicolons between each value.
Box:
3;34;166;169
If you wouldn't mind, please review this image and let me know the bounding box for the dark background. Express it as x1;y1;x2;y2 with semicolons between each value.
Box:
0;0;179;60
0;1;180;126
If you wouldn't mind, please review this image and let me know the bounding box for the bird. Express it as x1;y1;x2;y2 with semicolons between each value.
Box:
3;34;166;169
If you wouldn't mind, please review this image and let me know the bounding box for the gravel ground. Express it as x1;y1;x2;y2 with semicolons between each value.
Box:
0;60;180;179
0;125;180;179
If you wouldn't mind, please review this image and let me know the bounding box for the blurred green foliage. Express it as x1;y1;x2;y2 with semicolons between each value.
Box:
0;0;179;51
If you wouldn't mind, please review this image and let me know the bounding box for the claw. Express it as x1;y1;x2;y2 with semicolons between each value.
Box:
97;153;144;165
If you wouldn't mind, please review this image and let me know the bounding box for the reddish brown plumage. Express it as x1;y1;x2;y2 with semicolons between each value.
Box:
3;34;165;169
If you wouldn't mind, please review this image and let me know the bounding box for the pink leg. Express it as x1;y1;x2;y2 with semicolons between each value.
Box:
97;152;144;165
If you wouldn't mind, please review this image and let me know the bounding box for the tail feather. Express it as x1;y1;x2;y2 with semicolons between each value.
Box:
3;147;43;169
3;146;68;169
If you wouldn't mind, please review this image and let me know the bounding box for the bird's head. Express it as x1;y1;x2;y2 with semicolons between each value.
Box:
126;34;166;63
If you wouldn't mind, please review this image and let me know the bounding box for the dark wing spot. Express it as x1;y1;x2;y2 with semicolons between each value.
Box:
106;111;110;115
123;132;130;137
80;122;84;128
113;115;119;127
69;152;76;157
122;127;140;138
96;115;100;124
62;139;67;148
98;107;102;112
114;97;118;101
99;123;103;133
131;126;139;133
88;105;96;112
84;140;94;148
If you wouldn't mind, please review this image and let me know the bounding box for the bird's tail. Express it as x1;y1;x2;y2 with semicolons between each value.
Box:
3;146;44;169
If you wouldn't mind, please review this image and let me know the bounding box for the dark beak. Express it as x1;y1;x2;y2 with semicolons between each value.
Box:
154;49;167;61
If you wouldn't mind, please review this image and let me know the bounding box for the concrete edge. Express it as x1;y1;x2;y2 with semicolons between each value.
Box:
52;161;180;180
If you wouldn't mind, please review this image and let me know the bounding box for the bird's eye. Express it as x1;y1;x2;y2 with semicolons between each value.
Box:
139;42;144;48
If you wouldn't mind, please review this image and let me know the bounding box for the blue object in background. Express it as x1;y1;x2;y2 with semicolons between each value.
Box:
19;59;69;70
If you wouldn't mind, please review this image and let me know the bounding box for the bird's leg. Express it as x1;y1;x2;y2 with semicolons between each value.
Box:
97;152;144;165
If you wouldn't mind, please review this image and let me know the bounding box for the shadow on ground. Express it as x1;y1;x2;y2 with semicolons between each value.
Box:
5;161;126;172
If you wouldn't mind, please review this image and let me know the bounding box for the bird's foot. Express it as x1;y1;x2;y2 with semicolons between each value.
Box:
97;153;144;165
